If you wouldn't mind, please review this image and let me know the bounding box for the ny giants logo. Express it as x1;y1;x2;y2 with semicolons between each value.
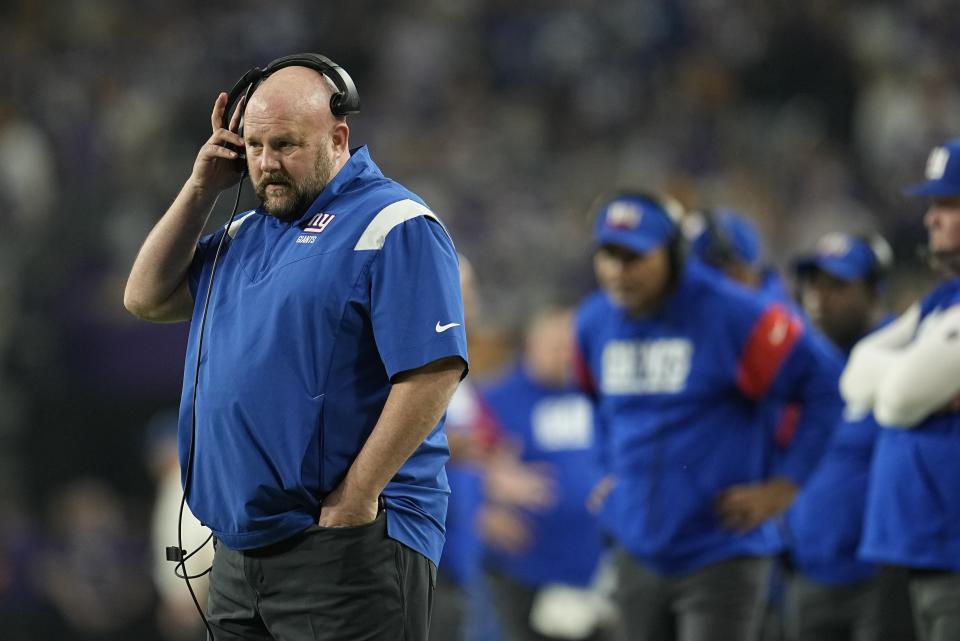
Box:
601;338;693;395
304;213;336;233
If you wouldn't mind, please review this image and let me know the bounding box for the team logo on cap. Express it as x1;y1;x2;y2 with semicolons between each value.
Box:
605;201;642;230
815;232;851;258
926;146;950;180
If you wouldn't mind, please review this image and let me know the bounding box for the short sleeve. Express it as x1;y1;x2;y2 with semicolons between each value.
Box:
369;215;469;379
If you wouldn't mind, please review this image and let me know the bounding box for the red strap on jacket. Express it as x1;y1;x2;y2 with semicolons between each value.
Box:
775;402;802;448
572;344;598;399
737;304;802;400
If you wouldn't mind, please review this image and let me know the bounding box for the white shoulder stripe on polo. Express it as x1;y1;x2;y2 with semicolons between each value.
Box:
226;211;257;238
354;199;445;251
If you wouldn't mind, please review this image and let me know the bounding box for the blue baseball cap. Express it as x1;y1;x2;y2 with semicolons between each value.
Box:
905;138;960;197
690;209;762;267
794;232;892;282
593;193;681;254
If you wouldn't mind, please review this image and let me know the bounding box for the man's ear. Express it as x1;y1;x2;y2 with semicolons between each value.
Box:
331;121;350;156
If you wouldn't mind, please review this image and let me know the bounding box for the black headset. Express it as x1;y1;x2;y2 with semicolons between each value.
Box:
695;208;741;269
858;232;894;287
220;53;361;171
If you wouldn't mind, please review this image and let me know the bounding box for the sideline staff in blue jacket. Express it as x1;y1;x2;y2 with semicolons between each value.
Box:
843;138;960;641
785;232;916;641
124;58;467;641
687;207;790;303
574;191;842;641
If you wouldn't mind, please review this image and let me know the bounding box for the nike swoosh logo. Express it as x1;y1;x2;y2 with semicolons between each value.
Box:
435;322;461;333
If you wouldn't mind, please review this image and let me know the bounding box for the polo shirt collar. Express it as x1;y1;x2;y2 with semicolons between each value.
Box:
291;146;382;226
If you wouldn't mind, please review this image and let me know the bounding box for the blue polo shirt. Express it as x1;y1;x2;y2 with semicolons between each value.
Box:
178;146;468;566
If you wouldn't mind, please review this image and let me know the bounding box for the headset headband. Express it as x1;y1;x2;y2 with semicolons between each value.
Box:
222;52;360;130
864;232;894;275
696;208;737;267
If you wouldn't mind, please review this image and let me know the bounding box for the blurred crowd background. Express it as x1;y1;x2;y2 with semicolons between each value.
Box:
3;0;960;638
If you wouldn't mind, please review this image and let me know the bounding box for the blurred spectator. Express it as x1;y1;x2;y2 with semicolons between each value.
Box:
0;100;56;230
686;208;790;301
785;232;915;641
0;497;49;641
480;307;617;641
38;478;159;641
145;409;213;641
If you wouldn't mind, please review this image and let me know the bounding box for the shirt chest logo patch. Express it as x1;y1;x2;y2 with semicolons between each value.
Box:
304;213;336;234
297;213;336;244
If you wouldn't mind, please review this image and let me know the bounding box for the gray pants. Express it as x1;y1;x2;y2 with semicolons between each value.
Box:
206;512;435;641
785;568;915;641
613;548;770;641
910;570;960;641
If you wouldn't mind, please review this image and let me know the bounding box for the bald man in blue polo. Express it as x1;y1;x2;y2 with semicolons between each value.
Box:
125;61;467;641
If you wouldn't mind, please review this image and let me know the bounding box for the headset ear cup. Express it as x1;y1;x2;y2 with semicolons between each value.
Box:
323;65;361;116
696;209;740;268
869;233;894;274
869;233;893;287
230;83;257;174
655;194;686;229
329;92;345;116
851;232;893;284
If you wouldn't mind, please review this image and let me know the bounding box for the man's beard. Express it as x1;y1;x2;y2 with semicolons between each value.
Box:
254;146;335;222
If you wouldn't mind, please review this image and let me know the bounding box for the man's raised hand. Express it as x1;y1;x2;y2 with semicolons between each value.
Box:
188;92;246;193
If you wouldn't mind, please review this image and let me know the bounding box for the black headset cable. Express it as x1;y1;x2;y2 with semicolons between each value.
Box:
175;170;246;641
